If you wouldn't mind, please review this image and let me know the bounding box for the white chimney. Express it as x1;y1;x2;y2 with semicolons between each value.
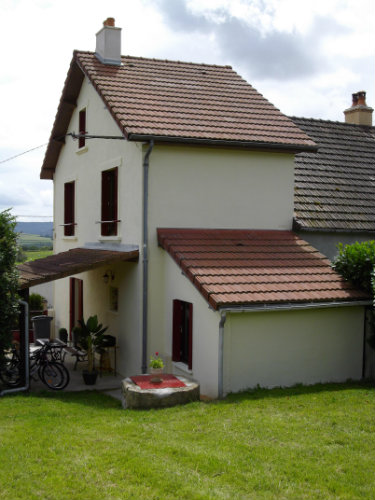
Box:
95;18;122;66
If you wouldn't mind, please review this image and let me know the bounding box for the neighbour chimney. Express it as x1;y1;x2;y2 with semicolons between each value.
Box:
344;91;373;126
95;18;122;66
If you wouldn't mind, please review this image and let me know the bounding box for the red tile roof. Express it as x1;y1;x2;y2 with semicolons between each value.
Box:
41;51;316;179
157;228;370;310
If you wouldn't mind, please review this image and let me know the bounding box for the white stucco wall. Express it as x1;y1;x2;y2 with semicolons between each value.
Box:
162;251;221;397
224;306;365;394
146;143;295;379
53;76;143;251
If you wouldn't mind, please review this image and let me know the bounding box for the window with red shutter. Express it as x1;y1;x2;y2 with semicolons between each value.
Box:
101;167;118;236
78;108;86;149
172;299;193;370
64;181;75;236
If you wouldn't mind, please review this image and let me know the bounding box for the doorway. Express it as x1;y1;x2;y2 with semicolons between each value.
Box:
69;278;83;339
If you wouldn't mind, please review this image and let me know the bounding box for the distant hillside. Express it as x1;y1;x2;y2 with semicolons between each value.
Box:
16;222;53;238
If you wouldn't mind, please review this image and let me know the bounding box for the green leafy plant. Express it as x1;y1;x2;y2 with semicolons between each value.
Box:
78;315;108;373
150;351;164;369
333;240;375;293
29;293;45;311
0;210;19;365
333;240;375;351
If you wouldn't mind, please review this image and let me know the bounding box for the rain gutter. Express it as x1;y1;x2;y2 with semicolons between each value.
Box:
141;140;154;373
0;300;29;397
218;300;372;314
127;133;318;154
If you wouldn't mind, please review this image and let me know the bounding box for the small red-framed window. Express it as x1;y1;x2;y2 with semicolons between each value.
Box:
78;108;86;149
101;167;118;236
64;181;75;236
172;299;193;370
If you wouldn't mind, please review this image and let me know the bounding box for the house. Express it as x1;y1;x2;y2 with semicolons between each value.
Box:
19;19;372;397
291;92;375;260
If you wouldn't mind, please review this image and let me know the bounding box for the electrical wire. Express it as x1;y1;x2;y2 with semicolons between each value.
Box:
0;143;48;165
0;132;125;165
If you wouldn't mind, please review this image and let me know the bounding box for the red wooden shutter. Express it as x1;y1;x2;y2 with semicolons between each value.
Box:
64;182;75;236
101;168;118;236
188;302;193;370
69;278;74;340
172;300;182;362
78;109;86;148
78;279;83;324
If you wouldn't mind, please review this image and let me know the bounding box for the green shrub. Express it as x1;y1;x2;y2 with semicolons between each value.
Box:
333;240;375;293
29;293;45;311
0;210;19;360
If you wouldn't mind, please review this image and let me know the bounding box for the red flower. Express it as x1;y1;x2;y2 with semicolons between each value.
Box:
155;352;159;356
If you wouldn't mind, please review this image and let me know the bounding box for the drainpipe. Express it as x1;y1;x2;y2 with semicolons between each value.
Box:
218;311;227;399
0;300;29;397
142;140;154;373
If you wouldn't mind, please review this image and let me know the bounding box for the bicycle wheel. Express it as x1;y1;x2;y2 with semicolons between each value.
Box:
0;357;21;387
39;362;70;390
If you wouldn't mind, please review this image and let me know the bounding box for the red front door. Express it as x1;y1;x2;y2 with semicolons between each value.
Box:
69;277;83;339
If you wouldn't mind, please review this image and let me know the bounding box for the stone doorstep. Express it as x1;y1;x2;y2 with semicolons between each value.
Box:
121;375;200;409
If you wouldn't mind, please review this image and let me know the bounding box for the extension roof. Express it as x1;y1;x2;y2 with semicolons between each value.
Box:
18;246;138;289
291;117;375;232
157;228;370;310
40;51;316;179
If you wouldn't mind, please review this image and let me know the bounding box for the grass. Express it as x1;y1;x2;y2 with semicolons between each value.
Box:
18;233;53;248
24;249;53;261
0;382;374;499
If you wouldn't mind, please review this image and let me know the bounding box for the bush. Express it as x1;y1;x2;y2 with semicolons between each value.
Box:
29;293;45;311
0;210;19;360
332;240;375;293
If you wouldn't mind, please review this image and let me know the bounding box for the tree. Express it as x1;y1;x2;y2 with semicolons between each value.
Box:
0;210;19;362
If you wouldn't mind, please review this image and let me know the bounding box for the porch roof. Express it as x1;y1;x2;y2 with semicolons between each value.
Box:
17;246;139;289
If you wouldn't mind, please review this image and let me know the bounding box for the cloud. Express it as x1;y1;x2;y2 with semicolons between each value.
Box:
155;0;351;80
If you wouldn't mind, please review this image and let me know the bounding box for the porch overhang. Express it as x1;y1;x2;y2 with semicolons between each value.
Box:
17;245;139;289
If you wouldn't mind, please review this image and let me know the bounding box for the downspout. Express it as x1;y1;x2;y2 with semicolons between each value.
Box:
142;140;154;373
218;311;227;399
0;300;29;396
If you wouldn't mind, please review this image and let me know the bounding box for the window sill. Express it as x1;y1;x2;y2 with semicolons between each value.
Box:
98;236;122;242
172;361;192;375
62;236;78;241
76;146;88;155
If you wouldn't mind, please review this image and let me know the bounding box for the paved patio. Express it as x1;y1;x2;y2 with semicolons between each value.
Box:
28;355;124;401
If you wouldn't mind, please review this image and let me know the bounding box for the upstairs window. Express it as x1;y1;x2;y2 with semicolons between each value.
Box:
78;108;86;149
64;181;75;236
101;167;118;236
172;299;193;370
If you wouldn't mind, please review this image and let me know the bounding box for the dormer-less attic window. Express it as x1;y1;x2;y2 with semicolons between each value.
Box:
78;108;86;149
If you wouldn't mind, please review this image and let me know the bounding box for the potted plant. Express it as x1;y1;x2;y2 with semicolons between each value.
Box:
149;351;164;375
78;315;108;385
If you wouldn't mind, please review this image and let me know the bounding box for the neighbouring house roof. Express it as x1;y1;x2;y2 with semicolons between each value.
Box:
40;51;316;179
157;228;370;310
17;247;139;289
291;117;375;232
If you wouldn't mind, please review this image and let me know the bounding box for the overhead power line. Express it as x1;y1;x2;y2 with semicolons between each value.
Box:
0;143;48;165
0;132;125;165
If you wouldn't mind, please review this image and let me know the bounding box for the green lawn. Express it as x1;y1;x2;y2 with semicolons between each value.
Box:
24;249;53;261
0;383;374;499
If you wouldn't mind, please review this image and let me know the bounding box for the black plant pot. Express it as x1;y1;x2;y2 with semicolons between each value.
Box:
82;370;98;385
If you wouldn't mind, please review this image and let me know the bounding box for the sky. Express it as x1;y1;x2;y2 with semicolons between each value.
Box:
0;0;374;221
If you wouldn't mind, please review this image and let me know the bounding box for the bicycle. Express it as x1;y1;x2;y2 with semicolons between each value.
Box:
1;340;70;390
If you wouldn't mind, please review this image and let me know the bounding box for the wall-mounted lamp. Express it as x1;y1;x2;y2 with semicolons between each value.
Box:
103;270;115;284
